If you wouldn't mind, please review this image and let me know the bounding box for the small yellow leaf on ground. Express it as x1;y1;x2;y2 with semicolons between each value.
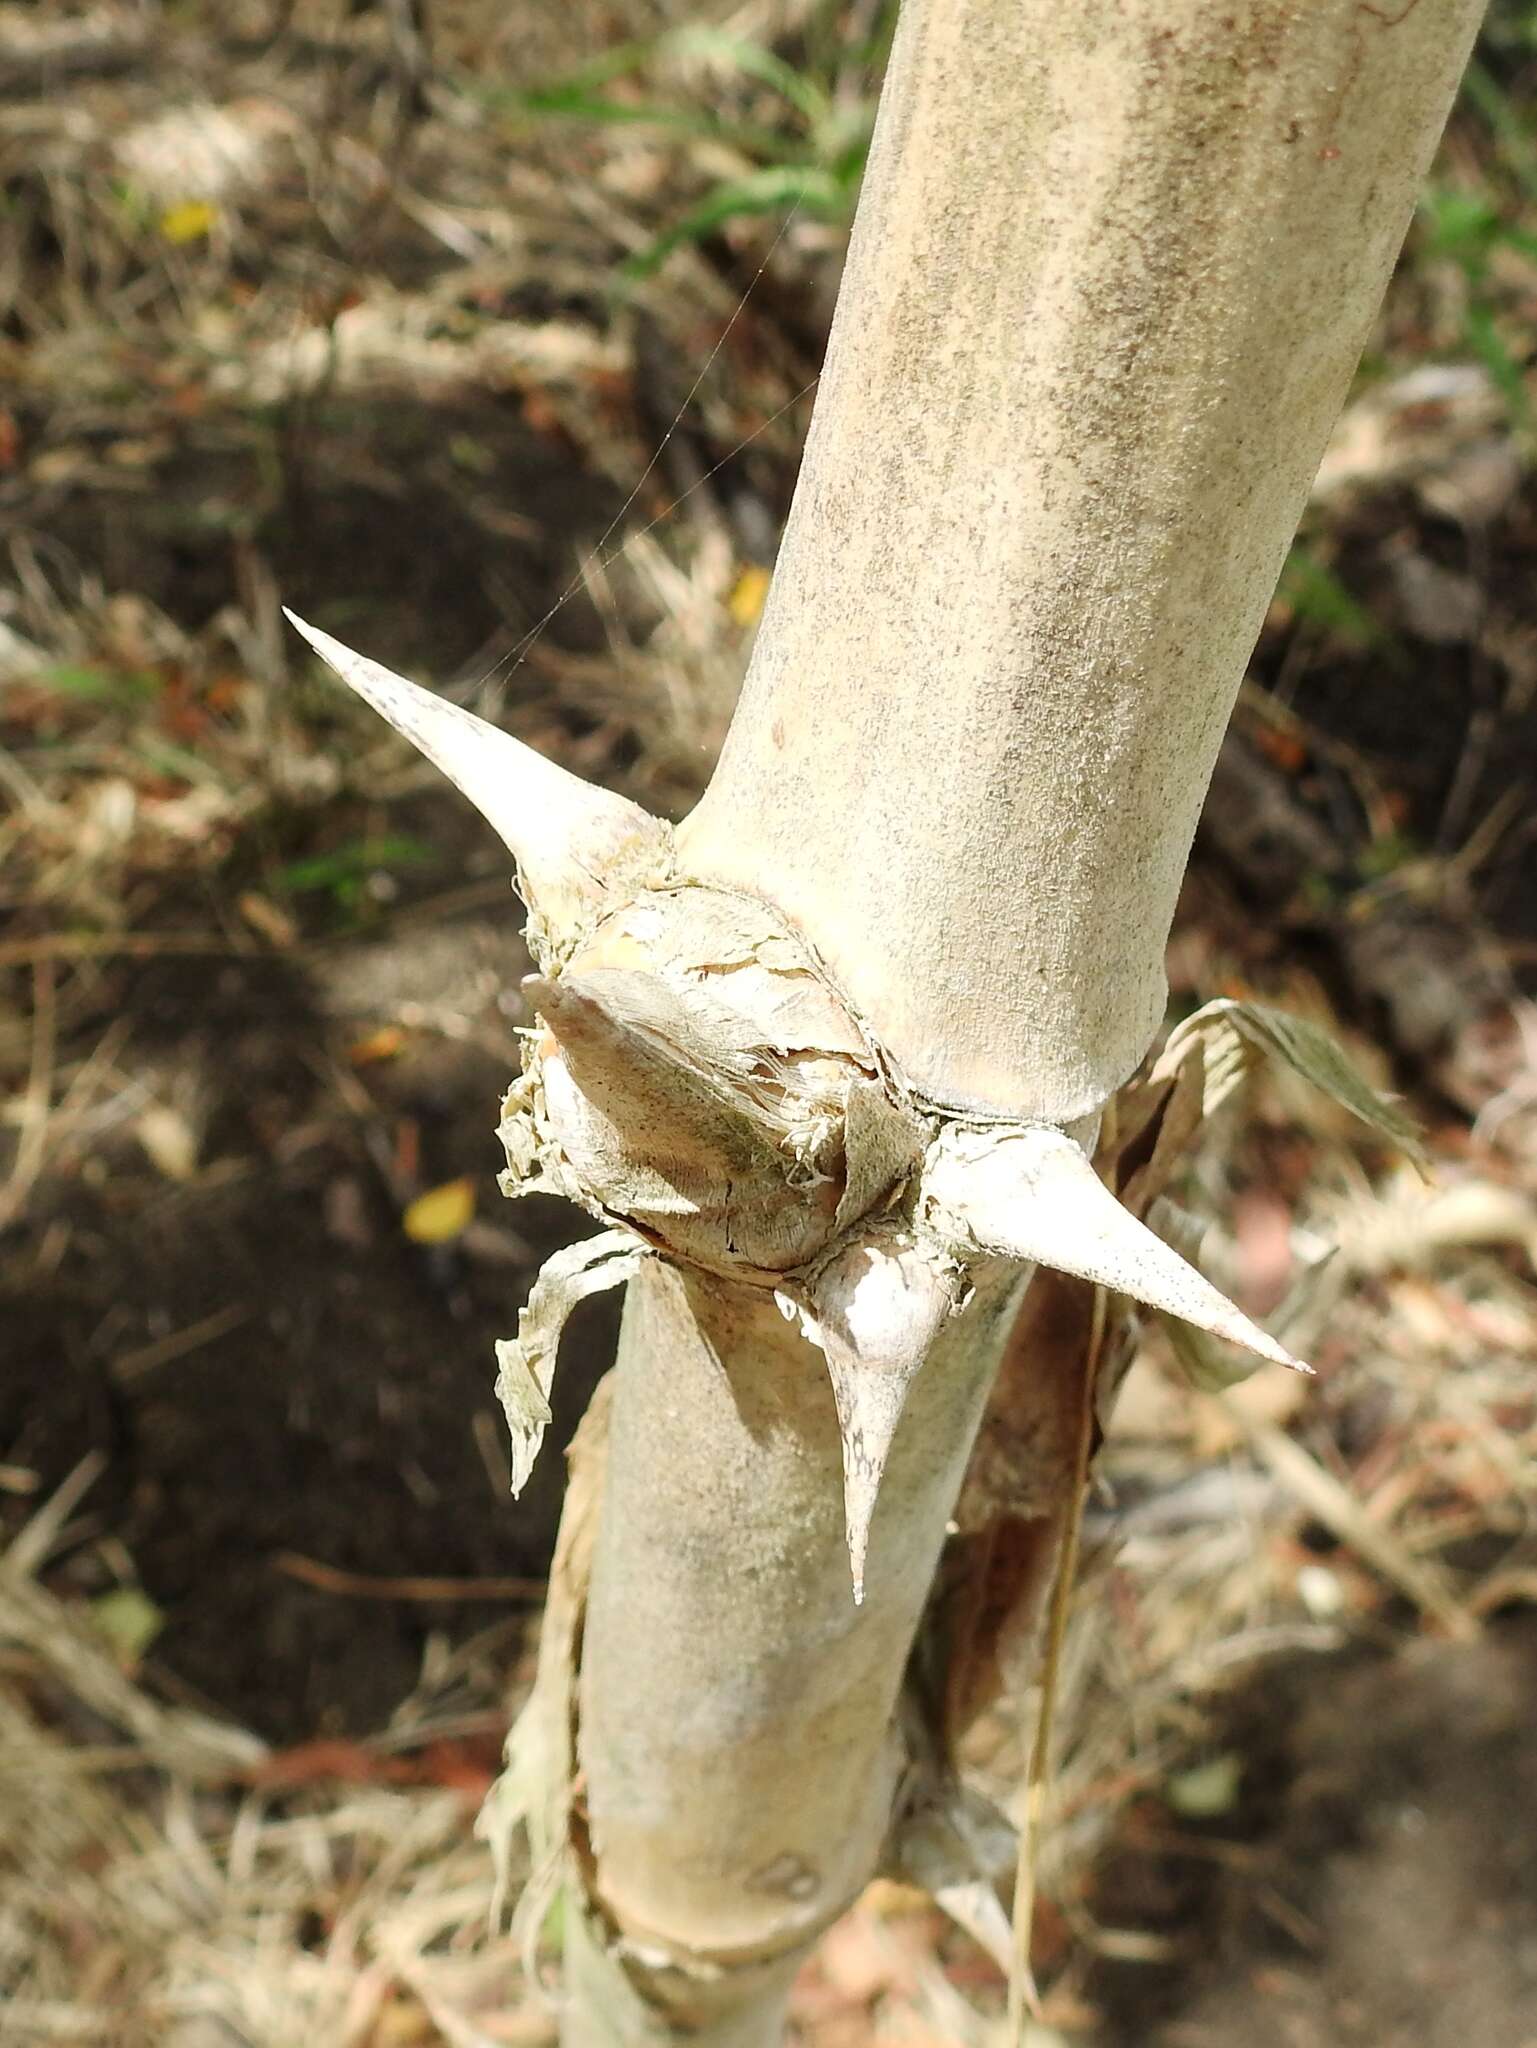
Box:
728;563;771;627
159;200;218;243
403;1177;475;1244
348;1024;406;1065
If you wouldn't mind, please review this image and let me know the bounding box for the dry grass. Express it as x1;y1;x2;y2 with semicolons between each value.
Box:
4;2;1537;2043
6;1046;1535;2043
2;1457;545;2045
5;1131;1534;2042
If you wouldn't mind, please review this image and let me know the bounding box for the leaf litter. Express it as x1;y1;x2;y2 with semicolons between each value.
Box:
4;3;1537;2043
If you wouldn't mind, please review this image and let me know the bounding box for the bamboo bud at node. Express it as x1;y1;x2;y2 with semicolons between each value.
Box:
511;887;930;1285
509;888;940;1593
282;610;1303;1604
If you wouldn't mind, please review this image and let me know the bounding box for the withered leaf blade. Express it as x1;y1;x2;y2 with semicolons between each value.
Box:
1160;996;1427;1169
494;1231;643;1495
891;1771;1017;1975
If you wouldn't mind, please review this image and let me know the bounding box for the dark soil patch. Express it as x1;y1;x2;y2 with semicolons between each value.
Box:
20;386;627;683
1091;1615;1537;2048
1;898;610;1744
5;31;1536;2047
1246;476;1537;966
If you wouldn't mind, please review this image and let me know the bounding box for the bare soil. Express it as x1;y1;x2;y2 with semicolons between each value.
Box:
4;5;1536;2041
1093;1616;1537;2048
1;874;615;1741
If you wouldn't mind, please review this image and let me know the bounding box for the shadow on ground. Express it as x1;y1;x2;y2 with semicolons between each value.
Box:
1092;1613;1537;2048
1;894;613;1743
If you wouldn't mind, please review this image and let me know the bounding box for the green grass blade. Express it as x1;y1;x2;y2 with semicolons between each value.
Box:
622;166;843;279
662;25;832;129
517;81;784;158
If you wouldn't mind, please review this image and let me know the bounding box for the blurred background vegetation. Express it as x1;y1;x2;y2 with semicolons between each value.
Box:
3;3;1537;2043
